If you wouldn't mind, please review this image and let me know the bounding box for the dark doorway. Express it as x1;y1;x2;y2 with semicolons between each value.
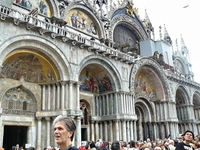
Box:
81;128;87;141
3;125;28;150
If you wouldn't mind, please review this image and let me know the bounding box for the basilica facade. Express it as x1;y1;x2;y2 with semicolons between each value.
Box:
0;0;200;150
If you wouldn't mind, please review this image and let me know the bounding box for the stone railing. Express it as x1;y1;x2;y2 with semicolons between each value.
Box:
164;69;200;88
0;4;135;64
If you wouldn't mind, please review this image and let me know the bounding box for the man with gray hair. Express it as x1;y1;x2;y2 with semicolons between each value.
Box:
53;115;79;150
168;140;175;150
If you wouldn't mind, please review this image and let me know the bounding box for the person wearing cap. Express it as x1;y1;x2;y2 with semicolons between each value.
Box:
53;115;79;150
175;130;195;150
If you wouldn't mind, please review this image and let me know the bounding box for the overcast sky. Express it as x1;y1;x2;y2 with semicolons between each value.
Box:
134;0;200;83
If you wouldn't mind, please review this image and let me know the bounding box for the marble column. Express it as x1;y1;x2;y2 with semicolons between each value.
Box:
110;94;113;115
123;93;126;114
56;82;60;110
127;120;130;142
109;120;113;142
114;93;118;114
76;83;81;110
87;123;91;142
133;121;137;140
138;119;143;141
45;117;51;147
90;121;95;141
68;81;73;110
76;117;81;147
115;120;119;141
152;123;157;140
119;120;122;140
37;117;42;150
122;120;126;141
120;92;124;114
99;122;103;139
42;85;46;110
52;84;56;110
163;102;167;120
106;95;109;115
47;85;51;110
95;121;99;140
104;121;108;142
130;121;133;140
0;117;4;148
155;103;160;121
102;96;105;116
165;122;170;138
61;81;66;110
99;96;102;116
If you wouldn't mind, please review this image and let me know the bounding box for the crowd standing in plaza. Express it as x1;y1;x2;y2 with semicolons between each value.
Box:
12;115;200;150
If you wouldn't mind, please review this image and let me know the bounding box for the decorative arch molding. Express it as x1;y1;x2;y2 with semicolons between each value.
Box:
110;14;148;41
64;4;105;39
134;93;150;102
47;0;60;17
135;98;155;122
193;91;200;109
0;78;41;112
78;55;122;91
174;56;189;74
175;85;190;105
130;58;171;102
0;35;72;81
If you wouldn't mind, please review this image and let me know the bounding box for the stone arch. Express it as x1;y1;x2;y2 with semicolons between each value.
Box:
135;97;155;141
135;98;154;122
0;35;72;81
175;85;190;123
174;57;189;75
175;85;190;105
0;78;41;112
193;91;200;108
78;55;122;92
64;4;105;39
110;14;148;41
2;85;37;113
193;91;200;121
130;58;171;102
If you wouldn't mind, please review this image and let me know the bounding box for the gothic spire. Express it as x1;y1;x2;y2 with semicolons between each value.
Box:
180;34;189;58
143;9;154;39
163;24;172;44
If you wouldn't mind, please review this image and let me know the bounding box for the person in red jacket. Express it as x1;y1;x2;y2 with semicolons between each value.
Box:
79;143;86;150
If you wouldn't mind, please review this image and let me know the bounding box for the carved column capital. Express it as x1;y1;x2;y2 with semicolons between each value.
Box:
45;117;51;121
36;117;42;120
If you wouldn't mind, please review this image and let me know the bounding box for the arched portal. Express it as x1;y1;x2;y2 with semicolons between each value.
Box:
135;98;154;141
175;86;190;134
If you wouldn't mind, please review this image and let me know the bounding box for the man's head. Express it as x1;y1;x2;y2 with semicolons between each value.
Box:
168;140;174;145
53;115;76;148
27;147;36;150
182;130;194;141
111;141;120;150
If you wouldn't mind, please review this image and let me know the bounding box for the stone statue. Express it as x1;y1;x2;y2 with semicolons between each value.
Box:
126;4;135;17
150;51;159;60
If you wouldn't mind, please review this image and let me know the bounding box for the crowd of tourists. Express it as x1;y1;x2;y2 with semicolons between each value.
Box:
7;116;200;150
78;131;200;150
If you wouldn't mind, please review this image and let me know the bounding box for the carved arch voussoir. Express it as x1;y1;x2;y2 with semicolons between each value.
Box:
110;14;148;41
130;58;172;101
